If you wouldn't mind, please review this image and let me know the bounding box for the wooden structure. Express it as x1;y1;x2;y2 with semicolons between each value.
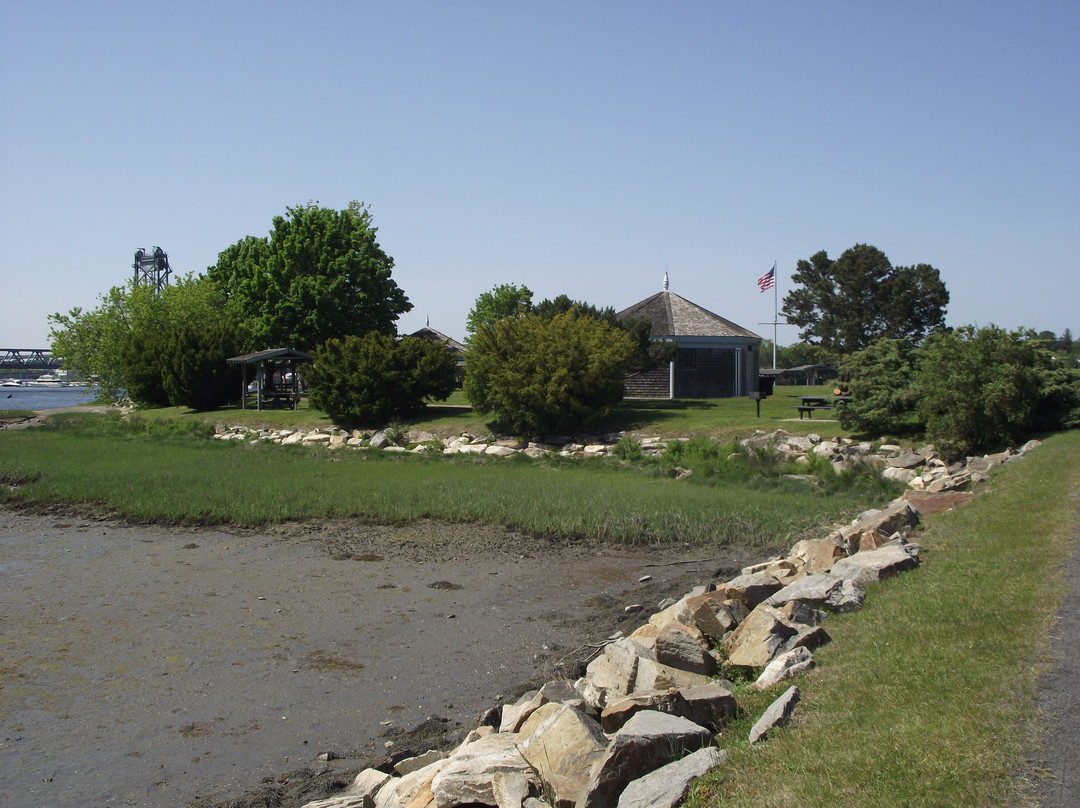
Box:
226;348;314;410
408;324;467;372
616;276;762;399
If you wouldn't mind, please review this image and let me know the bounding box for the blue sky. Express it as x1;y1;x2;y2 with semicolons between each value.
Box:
2;1;1077;348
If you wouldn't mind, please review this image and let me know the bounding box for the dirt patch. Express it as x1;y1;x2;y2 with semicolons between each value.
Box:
0;509;770;808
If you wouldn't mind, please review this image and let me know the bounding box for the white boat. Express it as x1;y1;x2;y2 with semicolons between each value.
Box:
1;378;23;387
25;373;69;388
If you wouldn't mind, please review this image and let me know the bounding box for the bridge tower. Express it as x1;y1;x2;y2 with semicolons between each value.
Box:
133;247;171;291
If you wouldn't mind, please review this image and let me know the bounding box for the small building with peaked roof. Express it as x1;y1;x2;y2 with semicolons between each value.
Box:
407;325;467;381
616;277;762;398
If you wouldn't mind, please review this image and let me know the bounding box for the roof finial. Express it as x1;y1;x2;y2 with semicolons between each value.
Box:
426;314;430;328
663;271;669;291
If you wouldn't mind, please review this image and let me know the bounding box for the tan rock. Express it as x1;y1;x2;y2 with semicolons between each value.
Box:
722;604;799;669
633;657;711;692
518;703;607;807
430;732;535;808
724;573;784;609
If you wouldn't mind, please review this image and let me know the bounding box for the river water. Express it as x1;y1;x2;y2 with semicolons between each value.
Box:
0;386;98;411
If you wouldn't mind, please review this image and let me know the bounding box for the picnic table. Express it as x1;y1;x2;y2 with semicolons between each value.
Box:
792;395;833;419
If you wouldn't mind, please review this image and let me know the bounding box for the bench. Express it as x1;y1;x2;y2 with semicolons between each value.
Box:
794;405;833;419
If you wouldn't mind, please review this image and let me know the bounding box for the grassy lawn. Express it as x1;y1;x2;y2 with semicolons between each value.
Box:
103;384;849;442
685;428;1080;808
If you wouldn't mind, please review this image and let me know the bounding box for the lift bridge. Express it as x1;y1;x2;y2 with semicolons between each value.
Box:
3;249;171;377
0;349;62;372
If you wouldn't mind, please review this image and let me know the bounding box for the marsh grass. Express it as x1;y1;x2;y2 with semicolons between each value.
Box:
0;411;886;547
686;429;1080;808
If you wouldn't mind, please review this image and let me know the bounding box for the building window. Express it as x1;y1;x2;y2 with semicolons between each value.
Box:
677;348;697;369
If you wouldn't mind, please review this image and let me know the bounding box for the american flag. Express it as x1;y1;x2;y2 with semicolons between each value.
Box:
757;267;776;292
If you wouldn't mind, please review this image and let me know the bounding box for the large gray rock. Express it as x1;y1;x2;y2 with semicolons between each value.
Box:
887;452;926;469
600;683;736;734
685;594;748;642
394;749;445;776
847;500;919;539
616;747;725;808
654;621;716;676
765;573;866;614
675;683;739;732
579;711;713;808
829;542;919;585
518;703;607;807
748;685;801;744
430;732;536;808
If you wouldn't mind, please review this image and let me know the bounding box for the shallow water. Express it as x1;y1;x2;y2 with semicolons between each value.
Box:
0;511;729;807
0;386;97;411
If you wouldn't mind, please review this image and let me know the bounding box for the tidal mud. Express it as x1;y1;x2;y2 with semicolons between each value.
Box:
0;509;761;807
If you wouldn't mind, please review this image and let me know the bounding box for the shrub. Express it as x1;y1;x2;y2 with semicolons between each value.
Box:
916;325;1051;458
463;310;635;434
308;333;456;427
122;329;171;408
160;323;245;411
836;338;922;436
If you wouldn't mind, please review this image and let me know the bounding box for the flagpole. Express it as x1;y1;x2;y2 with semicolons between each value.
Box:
772;261;778;369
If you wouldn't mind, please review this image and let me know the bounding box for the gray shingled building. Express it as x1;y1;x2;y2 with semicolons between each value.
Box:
616;277;762;398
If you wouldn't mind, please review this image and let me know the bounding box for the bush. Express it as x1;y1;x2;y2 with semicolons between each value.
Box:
159;323;245;411
122;329;172;408
308;333;456;427
837;338;921;436
916;325;1051;458
463;310;635;434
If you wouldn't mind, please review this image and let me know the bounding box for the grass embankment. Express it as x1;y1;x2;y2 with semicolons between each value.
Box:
0;404;885;548
685;428;1080;808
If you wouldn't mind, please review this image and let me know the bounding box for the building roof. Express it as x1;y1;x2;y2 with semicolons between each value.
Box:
226;348;315;365
616;289;761;340
408;326;467;355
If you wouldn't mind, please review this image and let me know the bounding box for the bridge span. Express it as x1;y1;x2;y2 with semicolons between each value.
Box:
1;349;63;372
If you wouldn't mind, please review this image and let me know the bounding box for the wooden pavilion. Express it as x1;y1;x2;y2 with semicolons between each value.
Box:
226;348;314;410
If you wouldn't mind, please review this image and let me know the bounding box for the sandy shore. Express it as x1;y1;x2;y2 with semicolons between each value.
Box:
0;508;761;808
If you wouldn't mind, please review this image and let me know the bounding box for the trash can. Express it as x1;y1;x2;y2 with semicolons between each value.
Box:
757;375;775;397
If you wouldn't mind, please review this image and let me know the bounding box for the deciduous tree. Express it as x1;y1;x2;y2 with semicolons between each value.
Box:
207;202;411;350
465;283;533;339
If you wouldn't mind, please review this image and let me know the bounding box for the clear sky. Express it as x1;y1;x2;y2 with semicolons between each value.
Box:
2;1;1077;348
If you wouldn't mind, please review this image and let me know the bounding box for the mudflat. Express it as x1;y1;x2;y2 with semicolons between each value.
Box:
0;508;757;808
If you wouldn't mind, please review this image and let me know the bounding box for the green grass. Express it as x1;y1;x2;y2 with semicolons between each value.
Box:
0;408;36;418
112;384;847;443
685;428;1080;808
0;408;890;548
